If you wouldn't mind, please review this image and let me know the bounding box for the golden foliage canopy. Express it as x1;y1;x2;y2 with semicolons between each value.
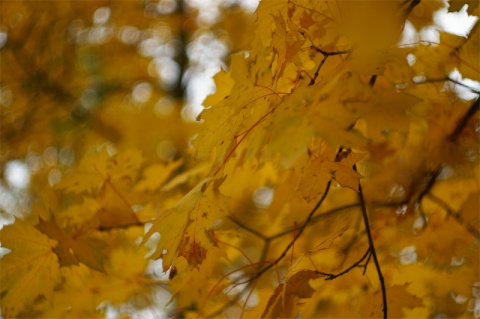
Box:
1;0;479;318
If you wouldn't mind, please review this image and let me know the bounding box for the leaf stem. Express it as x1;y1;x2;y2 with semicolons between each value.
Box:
253;180;333;280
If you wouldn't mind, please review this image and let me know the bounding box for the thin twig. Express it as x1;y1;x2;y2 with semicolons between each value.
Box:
268;201;406;241
447;78;480;94
400;0;421;22
454;20;479;52
267;202;359;240
427;193;480;240
309;55;328;86
362;251;373;275
228;216;268;240
240;148;345;283
414;77;480;94
310;45;350;56
448;98;479;141
253;180;333;281
418;169;441;201
316;248;371;280
308;44;350;86
354;164;387;319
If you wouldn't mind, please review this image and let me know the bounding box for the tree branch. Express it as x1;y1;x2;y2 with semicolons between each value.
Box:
267;202;360;240
316;248;371;280
252;180;333;281
309;55;329;86
354;164;387;319
310;45;350;56
427;193;480;240
228;216;268;240
454;20;479;52
414;77;480;95
400;0;421;22
448;98;479;142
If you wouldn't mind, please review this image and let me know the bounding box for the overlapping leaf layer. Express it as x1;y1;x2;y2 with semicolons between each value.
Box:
1;1;479;318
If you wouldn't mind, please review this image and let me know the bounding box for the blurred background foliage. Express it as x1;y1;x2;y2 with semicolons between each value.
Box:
1;1;479;318
0;0;256;220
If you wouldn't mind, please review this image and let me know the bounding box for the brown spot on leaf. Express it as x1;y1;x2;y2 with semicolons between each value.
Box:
178;236;207;267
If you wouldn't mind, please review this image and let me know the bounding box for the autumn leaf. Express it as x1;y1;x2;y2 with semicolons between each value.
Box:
262;270;320;318
412;32;466;79
455;22;479;80
300;149;365;202
203;68;235;108
461;192;480;232
0;220;61;317
143;179;229;270
448;0;479;15
56;148;111;194
134;158;183;192
36;220;107;271
2;1;480;318
193;54;256;161
57;148;143;194
356;284;423;318
408;0;446;29
362;90;421;138
271;13;305;79
36;248;149;318
97;185;140;229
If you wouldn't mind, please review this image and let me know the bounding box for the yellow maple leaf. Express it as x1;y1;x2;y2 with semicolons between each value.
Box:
143;178;229;271
107;148;144;182
299;150;366;202
362;90;421;138
262;270;320;318
57;148;143;194
36;220;107;271
203;68;235;108
56;197;100;229
0;219;61;317
134;158;183;192
455;23;479;80
413;32;466;79
408;0;446;29
356;284;423;318
56;148;110;193
105;246;148;277
448;0;479;15
37;250;149;318
176;186;229;267
193;54;259;162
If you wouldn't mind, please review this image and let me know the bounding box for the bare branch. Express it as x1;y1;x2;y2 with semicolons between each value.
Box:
414;77;480;94
427;193;480;240
448;98;479;142
309;55;329;86
316;248;371;280
310;45;350;56
228;216;268;240
355;164;387;319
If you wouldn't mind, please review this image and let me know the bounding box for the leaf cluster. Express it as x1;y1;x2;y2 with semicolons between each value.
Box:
1;1;479;318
